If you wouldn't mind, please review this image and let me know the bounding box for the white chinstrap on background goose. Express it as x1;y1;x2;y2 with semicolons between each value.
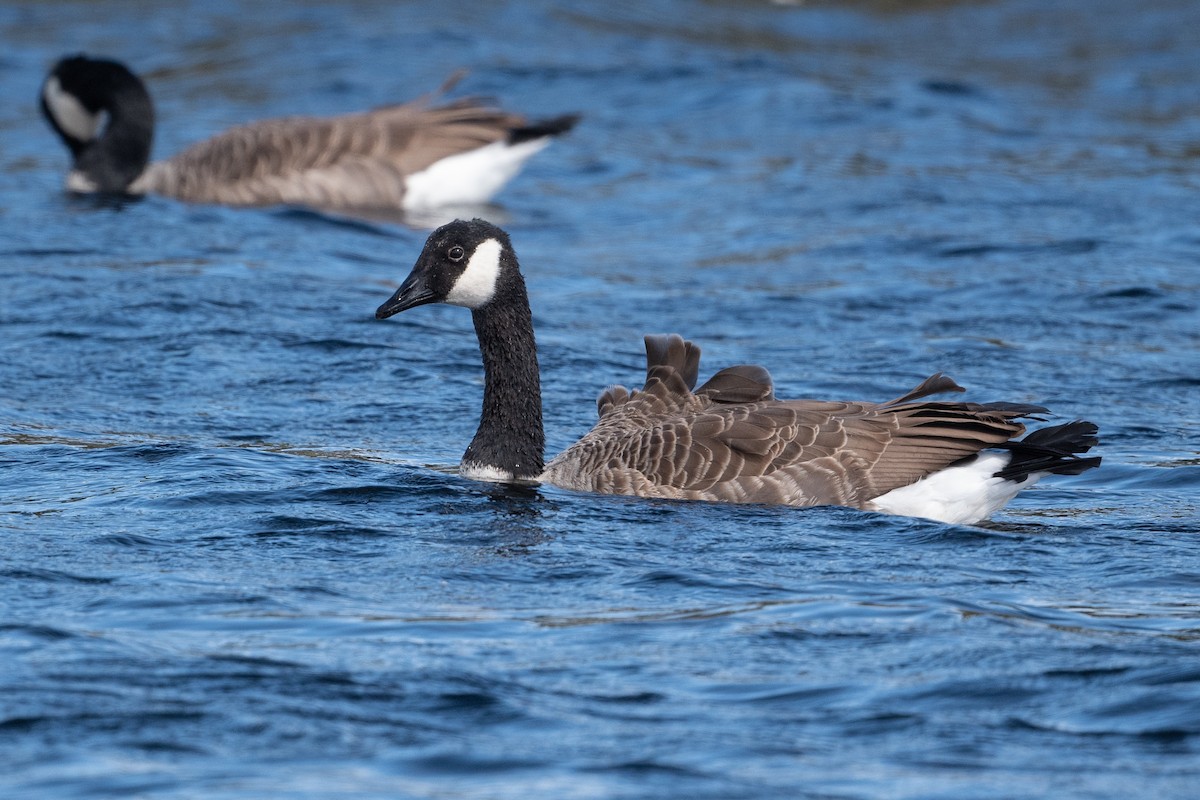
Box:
40;55;578;215
375;219;1102;525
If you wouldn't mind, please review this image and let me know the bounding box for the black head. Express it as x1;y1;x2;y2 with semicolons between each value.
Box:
41;55;154;192
376;219;518;319
41;56;148;151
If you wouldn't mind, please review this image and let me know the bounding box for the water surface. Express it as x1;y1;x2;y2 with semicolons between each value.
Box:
2;1;1198;797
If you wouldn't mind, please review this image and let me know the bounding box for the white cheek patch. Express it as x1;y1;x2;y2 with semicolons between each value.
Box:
445;238;502;309
43;77;105;143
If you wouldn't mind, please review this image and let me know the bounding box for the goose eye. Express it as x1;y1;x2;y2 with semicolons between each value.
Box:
447;245;466;262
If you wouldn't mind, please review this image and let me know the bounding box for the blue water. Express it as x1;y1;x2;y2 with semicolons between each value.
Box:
2;0;1199;797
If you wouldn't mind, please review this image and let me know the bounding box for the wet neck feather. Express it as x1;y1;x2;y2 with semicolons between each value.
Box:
75;83;154;192
464;277;545;480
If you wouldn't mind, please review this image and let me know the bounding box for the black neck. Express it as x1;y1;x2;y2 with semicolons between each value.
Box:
74;82;154;192
463;275;545;480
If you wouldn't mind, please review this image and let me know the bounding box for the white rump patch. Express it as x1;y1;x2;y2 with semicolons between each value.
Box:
868;451;1041;525
44;77;105;142
402;137;551;211
445;238;502;309
460;462;516;483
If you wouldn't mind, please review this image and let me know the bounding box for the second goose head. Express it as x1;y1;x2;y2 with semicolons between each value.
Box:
41;55;155;193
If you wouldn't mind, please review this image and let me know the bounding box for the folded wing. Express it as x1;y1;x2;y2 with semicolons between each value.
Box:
544;334;1046;507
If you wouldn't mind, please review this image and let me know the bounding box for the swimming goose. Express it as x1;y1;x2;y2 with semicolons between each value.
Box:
375;219;1101;524
40;55;578;215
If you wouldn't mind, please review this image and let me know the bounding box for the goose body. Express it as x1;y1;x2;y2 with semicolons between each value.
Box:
41;55;578;214
375;219;1101;525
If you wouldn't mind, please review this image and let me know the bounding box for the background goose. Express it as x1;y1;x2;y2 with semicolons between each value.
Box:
40;55;579;215
375;219;1101;525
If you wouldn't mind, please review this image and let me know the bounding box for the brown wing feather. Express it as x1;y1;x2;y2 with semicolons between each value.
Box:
696;365;775;403
542;335;1045;508
136;97;524;207
643;334;700;390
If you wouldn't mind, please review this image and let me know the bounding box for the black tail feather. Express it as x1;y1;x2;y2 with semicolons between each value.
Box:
508;113;581;145
994;420;1102;481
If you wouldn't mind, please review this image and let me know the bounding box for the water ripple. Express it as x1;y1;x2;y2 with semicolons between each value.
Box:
4;1;1200;798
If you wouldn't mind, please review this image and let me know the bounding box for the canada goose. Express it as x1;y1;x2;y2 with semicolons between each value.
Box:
375;219;1102;525
40;55;578;215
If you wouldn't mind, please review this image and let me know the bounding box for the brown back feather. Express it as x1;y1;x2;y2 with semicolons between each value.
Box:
543;335;1046;508
139;97;525;207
